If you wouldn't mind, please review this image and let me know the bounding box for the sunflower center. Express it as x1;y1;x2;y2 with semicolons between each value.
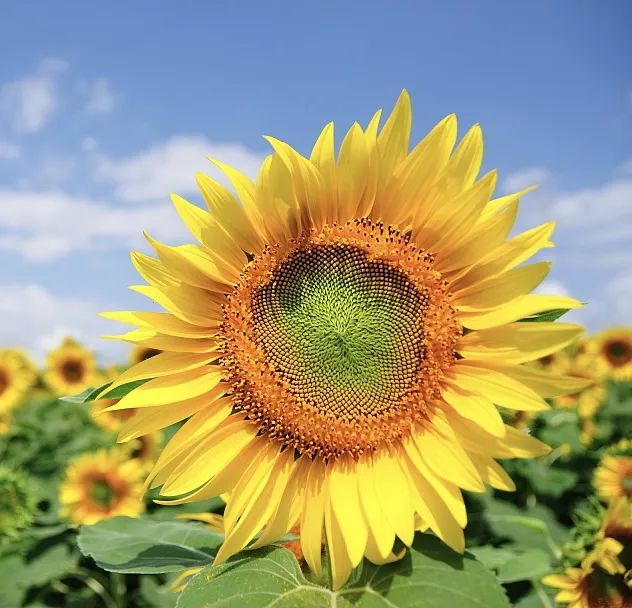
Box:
89;479;116;507
0;369;9;396
139;348;160;361
61;359;84;383
221;220;460;459
251;245;426;420
604;339;632;367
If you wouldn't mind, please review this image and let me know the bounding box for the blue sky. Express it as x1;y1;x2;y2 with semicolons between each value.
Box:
0;1;631;363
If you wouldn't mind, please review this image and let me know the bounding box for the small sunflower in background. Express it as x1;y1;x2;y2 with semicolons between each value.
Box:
588;328;632;382
44;338;98;396
101;91;589;588
91;399;135;433
551;355;605;419
0;350;34;419
0;467;36;537
129;345;162;365
123;431;162;473
599;498;632;551
544;539;631;608
59;448;145;525
594;453;632;503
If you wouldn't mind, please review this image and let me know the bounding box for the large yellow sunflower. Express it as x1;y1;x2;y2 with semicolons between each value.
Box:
595;455;632;503
102;92;587;588
588;328;632;381
0;350;33;418
44;338;98;396
59;448;145;525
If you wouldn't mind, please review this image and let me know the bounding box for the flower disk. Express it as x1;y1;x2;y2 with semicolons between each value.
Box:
222;220;459;458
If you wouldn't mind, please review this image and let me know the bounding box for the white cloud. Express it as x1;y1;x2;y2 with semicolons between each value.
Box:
0;189;189;262
96;135;264;202
0;58;68;133
0;282;124;363
604;272;632;325
0;140;20;159
40;157;77;183
81;136;98;152
550;178;632;233
84;77;116;115
501;167;550;194
535;280;571;298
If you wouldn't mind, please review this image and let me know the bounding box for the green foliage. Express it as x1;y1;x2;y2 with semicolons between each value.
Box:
77;516;223;573
518;309;572;323
60;379;151;404
0;467;37;537
177;535;510;608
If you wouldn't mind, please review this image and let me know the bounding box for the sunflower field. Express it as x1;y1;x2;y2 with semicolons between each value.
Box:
1;94;631;608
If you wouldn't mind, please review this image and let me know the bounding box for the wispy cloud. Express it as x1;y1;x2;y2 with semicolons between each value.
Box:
501;166;550;194
0;189;189;262
95;135;264;202
0;140;20;159
0;282;123;363
0;58;68;133
84;77;116;115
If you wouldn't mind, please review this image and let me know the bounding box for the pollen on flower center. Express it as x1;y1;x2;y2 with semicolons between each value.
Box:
220;219;461;459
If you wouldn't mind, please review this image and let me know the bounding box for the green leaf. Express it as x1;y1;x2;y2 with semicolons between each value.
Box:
177;534;510;608
60;378;150;404
59;384;110;404
0;544;76;596
496;548;551;583
481;496;566;558
77;516;223;573
519;309;571;323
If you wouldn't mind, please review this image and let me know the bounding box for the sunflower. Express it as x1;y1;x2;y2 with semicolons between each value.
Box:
599;498;632;549
0;350;33;418
130;345;162;365
0;467;36;537
551;355;605;418
59;448;145;525
124;431;162;472
102;91;587;588
588;328;632;381
595;455;632;503
44;338;98;396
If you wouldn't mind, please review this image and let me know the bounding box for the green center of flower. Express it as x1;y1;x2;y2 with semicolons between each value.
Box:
89;480;115;507
251;245;427;421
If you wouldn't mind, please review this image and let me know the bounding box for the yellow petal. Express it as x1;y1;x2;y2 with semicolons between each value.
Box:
454;262;551;311
457;323;584;363
104;352;217;394
110;368;224;410
300;459;327;577
324;499;354;591
329;455;368;567
449;362;549;411
356;457;395;560
442;382;506;437
459;295;583;330
477;361;592;397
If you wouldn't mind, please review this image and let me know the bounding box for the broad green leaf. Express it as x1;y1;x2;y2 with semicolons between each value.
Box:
519;309;570;323
77;516;223;573
468;545;517;570
481;496;565;558
0;544;76;598
177;534;510;608
496;548;551;583
60;378;150;404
